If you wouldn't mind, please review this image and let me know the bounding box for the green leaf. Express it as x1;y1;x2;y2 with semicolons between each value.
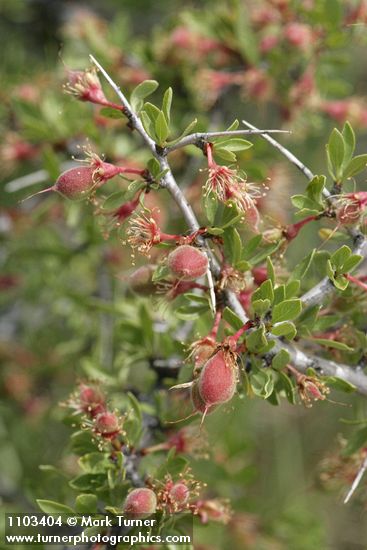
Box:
266;257;275;285
184;293;210;304
75;494;98;514
277;371;296;404
223;227;243;266
246;325;268;352
152;264;170;282
254;279;274;303
214;148;237;162
252;299;271;316
306;175;327;205
327;128;345;180
102;191;127;211
124;180;146;201
285;280;300;299
250;241;282;265
207;226;224;235
162;87;173;122
220;202;242;228
155;111;169;144
166;119;197;146
130;80;159;111
272;299;302;323
99;107;124;119
272;349;290;371
140;110;156;139
147;157;161;178
273;285;286;305
203;192;218;225
37;500;73;514
70;430;97;456
325;377;356;393
222;307;244;330
310;338;353;351
125;391;143;446
213;137;252;152
298;304;320;327
330;245;351;269
127;391;143;424
271;321;297;340
226;119;239;131
290;249;316;281
326;259;335;282
235;2;259;64
334;275;349;291
343;154;367;179
250;369;274;399
342;121;355;166
69;473;106;491
144;102;161;122
243;234;262;258
79;452;111;474
176;303;210;320
342;254;362;273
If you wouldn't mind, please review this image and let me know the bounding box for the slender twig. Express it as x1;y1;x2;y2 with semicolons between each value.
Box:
241;120;318;188
165;129;291;154
90;55;367;396
344;454;367;503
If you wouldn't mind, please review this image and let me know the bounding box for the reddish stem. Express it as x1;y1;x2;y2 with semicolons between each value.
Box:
284;215;317;240
115;167;146;176
286;363;302;382
346;274;367;292
231;321;253;343
193;283;209;291
99;99;125;112
159;232;183;241
209;310;222;339
206;143;215;169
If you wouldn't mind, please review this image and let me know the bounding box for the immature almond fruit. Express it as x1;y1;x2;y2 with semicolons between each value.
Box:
128;265;157;295
123;488;157;518
190;380;211;414
79;384;106;417
169;482;190;506
167;245;208;281
198;350;237;406
94;411;120;438
25;166;97;202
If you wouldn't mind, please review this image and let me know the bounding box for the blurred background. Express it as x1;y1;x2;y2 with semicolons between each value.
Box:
1;0;367;548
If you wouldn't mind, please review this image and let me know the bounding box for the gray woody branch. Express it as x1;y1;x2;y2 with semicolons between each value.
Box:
91;56;367;396
165;129;291;154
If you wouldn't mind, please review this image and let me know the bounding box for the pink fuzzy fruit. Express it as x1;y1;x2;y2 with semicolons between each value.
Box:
167;245;208;281
198;350;237;406
79;384;106;417
94;411;120;438
123;488;157;518
53;167;97;199
169;482;190;506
